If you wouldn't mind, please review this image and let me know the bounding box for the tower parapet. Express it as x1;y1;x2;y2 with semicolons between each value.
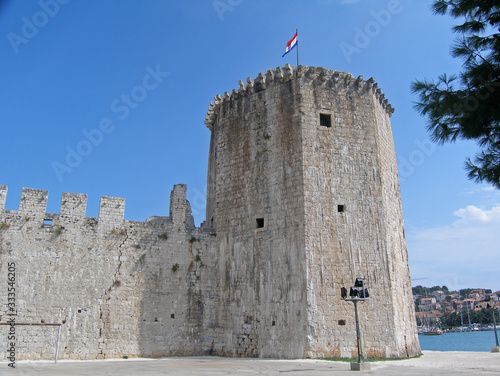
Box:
205;65;394;132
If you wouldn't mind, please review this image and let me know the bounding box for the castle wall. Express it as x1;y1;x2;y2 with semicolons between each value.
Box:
0;185;217;360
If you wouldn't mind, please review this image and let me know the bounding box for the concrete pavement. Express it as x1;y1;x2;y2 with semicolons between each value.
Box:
1;351;499;376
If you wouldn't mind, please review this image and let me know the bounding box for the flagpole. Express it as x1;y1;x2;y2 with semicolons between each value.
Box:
296;28;299;67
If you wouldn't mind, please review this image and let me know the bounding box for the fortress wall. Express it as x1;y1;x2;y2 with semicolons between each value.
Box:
0;185;217;360
205;65;309;358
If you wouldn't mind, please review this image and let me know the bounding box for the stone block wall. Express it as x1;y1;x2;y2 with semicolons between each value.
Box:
204;65;420;359
295;67;419;358
0;185;217;360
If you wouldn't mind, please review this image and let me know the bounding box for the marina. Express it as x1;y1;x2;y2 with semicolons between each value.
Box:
419;329;500;352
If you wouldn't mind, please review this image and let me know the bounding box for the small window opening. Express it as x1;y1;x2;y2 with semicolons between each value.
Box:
170;313;175;319
256;218;265;228
43;219;53;226
272;320;276;326
337;205;345;213
338;319;346;326
320;113;332;128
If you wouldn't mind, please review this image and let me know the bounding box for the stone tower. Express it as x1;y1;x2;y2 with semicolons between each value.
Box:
204;65;421;358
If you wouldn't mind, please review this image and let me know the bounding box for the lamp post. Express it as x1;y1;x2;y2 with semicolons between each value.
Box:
341;278;370;371
492;309;499;351
486;296;499;352
491;305;499;352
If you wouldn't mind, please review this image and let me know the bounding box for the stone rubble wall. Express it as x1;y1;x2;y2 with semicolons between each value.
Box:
0;184;217;360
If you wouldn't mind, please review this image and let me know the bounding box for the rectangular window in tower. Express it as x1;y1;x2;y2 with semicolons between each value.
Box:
338;205;345;213
256;218;265;228
320;113;332;128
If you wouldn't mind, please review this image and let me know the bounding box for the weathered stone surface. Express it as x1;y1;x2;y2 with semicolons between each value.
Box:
205;65;420;359
0;185;217;360
0;65;420;361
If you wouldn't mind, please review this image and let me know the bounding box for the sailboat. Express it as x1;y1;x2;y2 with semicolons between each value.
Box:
420;294;443;335
423;325;444;335
422;308;444;335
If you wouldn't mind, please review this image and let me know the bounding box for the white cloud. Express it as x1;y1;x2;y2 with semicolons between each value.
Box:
407;205;500;291
453;205;500;224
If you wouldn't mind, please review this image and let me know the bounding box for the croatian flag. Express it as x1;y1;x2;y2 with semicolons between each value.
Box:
282;31;298;57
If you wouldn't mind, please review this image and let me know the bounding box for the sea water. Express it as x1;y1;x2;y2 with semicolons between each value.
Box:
419;330;500;352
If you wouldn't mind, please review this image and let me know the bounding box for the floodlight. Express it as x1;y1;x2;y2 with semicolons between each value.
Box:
341;287;347;299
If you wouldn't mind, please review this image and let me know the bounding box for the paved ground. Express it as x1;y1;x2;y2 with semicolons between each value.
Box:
1;351;499;376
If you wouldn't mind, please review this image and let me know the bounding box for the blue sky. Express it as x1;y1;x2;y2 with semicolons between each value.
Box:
1;0;498;291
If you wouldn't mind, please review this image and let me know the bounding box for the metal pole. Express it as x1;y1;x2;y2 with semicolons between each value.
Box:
55;324;61;364
296;28;299;67
353;300;363;363
493;308;499;347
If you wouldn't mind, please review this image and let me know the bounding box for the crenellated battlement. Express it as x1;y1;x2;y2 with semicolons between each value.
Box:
60;192;88;217
0;184;195;227
18;188;49;216
204;65;394;131
0;185;7;211
99;196;125;222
